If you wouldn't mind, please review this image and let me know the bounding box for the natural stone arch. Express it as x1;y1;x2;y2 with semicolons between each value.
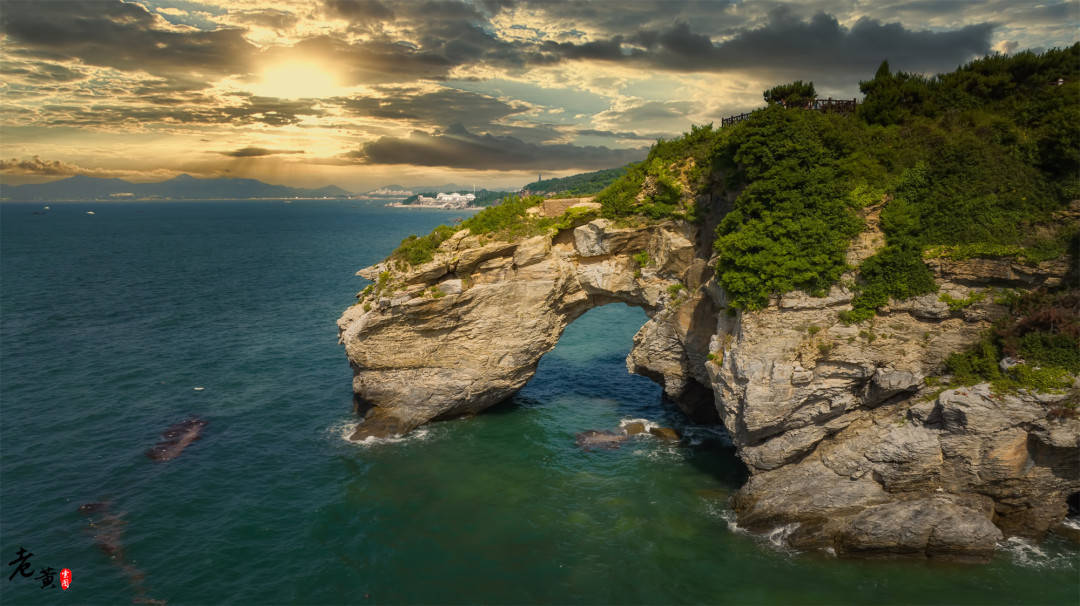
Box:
337;218;718;440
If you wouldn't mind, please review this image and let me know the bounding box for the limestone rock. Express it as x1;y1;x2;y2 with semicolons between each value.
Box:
575;430;627;450
513;235;551;267
455;241;517;273
648;427;681;441
573;219;611;257
339;221;698;440
836;495;1001;560
339;201;1078;561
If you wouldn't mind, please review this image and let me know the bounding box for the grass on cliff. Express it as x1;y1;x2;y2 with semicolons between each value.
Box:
944;289;1079;397
386;45;1078;311
594;45;1078;313
388;194;602;267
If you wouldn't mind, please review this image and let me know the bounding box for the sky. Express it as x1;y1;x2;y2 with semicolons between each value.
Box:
1;0;1077;192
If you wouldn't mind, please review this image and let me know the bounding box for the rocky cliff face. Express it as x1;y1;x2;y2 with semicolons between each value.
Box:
338;215;1078;560
337;218;705;439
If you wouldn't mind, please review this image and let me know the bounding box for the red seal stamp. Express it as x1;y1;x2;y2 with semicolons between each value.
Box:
60;568;72;590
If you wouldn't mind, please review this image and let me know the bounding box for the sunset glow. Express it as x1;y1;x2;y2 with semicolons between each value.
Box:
0;0;1076;192
251;61;346;99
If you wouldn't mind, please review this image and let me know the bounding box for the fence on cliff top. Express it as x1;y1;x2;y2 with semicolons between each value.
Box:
721;97;858;127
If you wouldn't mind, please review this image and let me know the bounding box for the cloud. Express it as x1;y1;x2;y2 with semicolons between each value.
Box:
539;9;995;80
324;0;395;22
226;9;300;30
573;129;665;141
1;0;257;80
0;155;84;175
17;96;325;129
218;147;306;158
348;123;646;170
0;60;87;83
339;87;528;127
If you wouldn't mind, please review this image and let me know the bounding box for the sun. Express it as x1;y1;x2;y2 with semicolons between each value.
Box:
251;61;346;99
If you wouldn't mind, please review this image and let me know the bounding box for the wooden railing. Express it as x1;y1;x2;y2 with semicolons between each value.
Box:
721;111;754;127
721;97;858;127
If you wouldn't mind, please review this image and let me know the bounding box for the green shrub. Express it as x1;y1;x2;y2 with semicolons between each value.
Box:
390;224;457;266
633;251;652;267
764;80;817;107
551;205;599;231
459;194;546;237
946;289;1079;393
375;270;391;294
939;291;987;311
597;123;722;221
713;107;864;310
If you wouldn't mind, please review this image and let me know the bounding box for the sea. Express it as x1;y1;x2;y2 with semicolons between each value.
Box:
1;200;1077;605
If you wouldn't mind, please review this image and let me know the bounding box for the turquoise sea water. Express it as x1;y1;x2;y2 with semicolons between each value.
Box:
1;200;1077;605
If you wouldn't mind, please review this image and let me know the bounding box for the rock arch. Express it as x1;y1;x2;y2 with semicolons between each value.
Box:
337;218;718;440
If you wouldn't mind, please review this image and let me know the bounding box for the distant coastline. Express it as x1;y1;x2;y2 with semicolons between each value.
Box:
384;201;484;210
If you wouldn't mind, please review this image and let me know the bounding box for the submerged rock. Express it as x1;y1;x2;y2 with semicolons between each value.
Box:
146;418;207;462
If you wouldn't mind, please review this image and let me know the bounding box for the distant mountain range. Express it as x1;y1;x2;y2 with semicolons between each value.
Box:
0;174;353;200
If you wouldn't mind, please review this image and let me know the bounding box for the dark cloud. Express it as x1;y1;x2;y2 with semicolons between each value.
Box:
340;88;527;127
218;147;306;158
540;9;995;79
311;1;532;83
0;155;81;175
0;0;1003;94
227;9;300;30
573;129;665;141
886;1;1076;25
503;0;746;40
29;97;324;128
324;0;395;22
349;123;646;170
0;61;86;83
1;0;256;79
606;101;694;123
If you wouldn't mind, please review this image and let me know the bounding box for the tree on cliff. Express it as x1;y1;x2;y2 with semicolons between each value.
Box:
763;80;816;108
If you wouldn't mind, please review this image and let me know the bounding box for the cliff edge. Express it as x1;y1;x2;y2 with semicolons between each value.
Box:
338;208;1077;560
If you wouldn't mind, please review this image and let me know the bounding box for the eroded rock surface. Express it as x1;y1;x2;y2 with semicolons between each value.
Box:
706;255;1077;559
338;218;700;439
339;211;1079;561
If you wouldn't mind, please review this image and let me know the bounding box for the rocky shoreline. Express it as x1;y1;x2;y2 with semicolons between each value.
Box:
337;207;1078;561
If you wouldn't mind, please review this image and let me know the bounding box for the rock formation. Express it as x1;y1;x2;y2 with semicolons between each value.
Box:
338;217;705;438
338;209;1079;561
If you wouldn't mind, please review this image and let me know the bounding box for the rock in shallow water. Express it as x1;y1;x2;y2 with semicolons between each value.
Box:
648;427;681;441
575;430;628;450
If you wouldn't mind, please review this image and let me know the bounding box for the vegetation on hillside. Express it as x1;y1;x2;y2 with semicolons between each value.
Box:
590;44;1078;313
763;80;817;107
944;289;1079;398
388;194;603;266
523;167;627;197
381;45;1079;323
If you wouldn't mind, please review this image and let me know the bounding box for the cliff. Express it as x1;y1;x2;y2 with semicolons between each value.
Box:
338;206;1078;561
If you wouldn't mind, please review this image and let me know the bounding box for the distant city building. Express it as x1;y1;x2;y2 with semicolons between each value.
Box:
414;192;476;208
